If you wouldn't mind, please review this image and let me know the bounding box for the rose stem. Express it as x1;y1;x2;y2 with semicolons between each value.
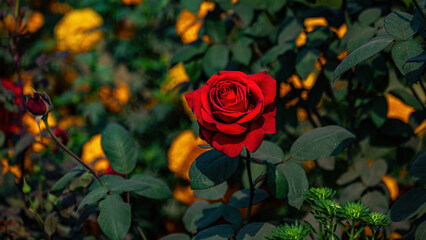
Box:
44;119;104;187
413;0;426;21
245;149;255;224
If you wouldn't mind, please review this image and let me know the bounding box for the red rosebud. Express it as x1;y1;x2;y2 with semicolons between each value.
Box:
26;92;52;117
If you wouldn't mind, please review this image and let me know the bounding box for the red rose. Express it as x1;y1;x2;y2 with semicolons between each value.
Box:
185;71;276;157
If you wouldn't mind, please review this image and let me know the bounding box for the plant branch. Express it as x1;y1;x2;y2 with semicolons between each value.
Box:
245;149;255;224
413;0;426;21
44;119;104;187
410;86;426;110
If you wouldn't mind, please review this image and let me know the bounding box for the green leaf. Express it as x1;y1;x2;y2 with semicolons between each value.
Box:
234;3;254;25
261;43;294;65
389;88;423;110
315;0;342;9
189;149;239;189
391;40;424;82
130;174;172;199
290;125;355;161
51;167;85;192
361;159;388;186
231;44;252;65
181;0;202;14
407;51;426;63
361;191;388;213
336;171;360;185
223;205;242;224
194;181;228;200
236;222;276;240
266;0;287;13
372;96;388;127
90;175;125;190
411;152;426;183
110;179;150;194
390;188;426;221
333;35;394;80
101;124;138;174
392;39;423;73
339;182;366;203
171;42;209;64
203;45;229;77
306;27;332;48
359;8;382;27
78;187;108;211
384;12;420;40
347;26;376;53
244;14;276;37
44;213;58;237
228;188;269;208
242;162;266;188
277;162;308;209
98;194;131;240
415;221;426;240
159;233;190;240
296;48;320;79
183;201;224;233
267;163;288;199
278;17;303;45
247;141;284;164
205;19;226;43
193;224;234;240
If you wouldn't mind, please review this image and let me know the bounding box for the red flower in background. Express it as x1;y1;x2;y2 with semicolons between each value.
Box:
0;79;22;135
185;71;276;157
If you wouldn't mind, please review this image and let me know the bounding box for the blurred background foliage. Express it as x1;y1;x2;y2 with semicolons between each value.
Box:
0;0;425;239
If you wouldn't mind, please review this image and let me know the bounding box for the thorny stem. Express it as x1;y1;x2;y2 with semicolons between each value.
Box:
44;119;104;187
413;0;426;21
245;149;255;224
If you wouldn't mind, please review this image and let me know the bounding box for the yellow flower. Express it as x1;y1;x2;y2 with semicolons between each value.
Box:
98;83;131;113
22;112;57;135
58;116;85;130
173;184;201;205
54;8;103;54
81;134;105;165
1;159;22;183
3;15;26;33
168;130;209;180
27;11;44;33
81;134;112;173
331;24;347;39
304;17;328;32
414;119;426;138
122;0;144;5
175;2;215;44
295;31;307;47
381;175;399;201
161;63;190;93
386;94;415;123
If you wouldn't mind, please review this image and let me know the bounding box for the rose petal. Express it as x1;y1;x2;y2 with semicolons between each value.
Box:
212;110;246;123
248;71;277;106
199;127;215;144
260;104;276;134
212;133;244;157
244;124;265;153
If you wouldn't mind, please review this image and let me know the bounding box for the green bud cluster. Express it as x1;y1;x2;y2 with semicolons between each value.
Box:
266;221;310;240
